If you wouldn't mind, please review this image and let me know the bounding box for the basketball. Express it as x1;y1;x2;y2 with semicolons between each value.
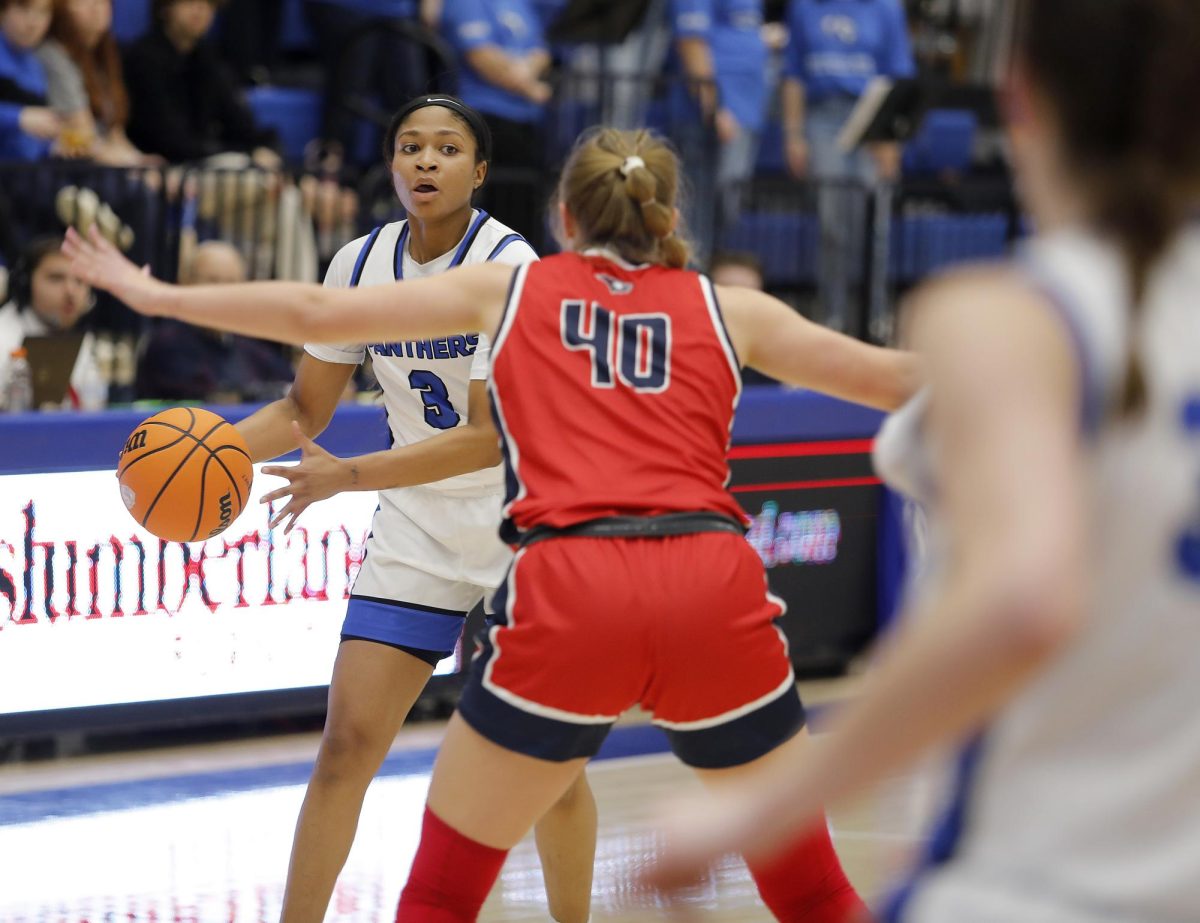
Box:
117;408;254;543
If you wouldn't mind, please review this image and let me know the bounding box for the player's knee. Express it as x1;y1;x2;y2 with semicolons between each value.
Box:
314;717;390;779
547;772;595;818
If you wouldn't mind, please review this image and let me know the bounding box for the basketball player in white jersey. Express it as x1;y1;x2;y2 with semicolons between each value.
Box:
648;1;1200;920
234;96;596;923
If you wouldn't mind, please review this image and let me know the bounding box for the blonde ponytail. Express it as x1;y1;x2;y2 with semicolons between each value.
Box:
557;128;691;269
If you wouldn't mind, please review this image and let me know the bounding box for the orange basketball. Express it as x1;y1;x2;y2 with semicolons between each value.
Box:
117;408;254;543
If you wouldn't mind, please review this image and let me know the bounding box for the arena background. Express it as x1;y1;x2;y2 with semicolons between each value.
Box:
2;0;1000;749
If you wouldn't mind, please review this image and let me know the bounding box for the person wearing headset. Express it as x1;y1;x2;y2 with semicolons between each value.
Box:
0;234;105;409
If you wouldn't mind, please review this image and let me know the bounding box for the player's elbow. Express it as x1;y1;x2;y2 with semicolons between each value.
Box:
283;390;332;438
466;422;503;468
883;353;924;411
863;350;923;412
981;555;1085;663
293;290;341;346
482;438;503;468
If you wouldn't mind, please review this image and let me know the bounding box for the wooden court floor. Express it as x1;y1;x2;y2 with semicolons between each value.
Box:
0;680;938;922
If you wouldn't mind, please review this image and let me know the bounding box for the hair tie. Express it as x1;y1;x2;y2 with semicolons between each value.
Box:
619;155;646;178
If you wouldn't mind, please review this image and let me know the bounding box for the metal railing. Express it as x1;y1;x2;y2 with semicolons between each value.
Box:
1;71;1018;345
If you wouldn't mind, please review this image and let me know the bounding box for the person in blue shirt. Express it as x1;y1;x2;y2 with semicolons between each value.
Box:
0;0;61;162
782;0;914;331
441;0;550;242
669;0;769;266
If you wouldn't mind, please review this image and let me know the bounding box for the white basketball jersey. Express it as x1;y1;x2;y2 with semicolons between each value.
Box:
306;210;537;494
875;226;1200;923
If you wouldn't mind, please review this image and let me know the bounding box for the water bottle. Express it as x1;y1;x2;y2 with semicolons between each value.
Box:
5;347;34;413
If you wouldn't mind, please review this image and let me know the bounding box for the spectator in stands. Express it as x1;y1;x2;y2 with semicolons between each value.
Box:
709;249;779;385
670;0;769;265
549;0;672;143
136;240;293;402
303;0;431;177
0;234;105;407
39;0;159;165
0;0;62;161
0;185;18;267
782;0;914;330
123;0;279;166
216;0;281;85
441;0;550;241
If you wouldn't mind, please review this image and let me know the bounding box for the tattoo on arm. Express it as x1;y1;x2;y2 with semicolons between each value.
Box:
349;463;359;487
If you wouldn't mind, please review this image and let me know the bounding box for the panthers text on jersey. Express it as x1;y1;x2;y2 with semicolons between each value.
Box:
307;209;536;495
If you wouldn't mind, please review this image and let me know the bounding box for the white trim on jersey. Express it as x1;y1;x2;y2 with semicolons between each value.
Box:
481;548;622;725
699;274;744;489
490;261;532;518
699;274;742;386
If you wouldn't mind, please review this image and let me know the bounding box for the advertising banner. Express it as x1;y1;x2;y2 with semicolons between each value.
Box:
0;467;456;723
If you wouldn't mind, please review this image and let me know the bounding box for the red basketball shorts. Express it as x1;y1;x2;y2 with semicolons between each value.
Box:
457;532;804;768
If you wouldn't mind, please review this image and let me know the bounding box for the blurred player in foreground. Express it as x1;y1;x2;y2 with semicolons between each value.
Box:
65;125;921;921
645;0;1200;920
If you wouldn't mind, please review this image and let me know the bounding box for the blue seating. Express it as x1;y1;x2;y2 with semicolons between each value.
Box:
279;0;315;53
245;86;322;163
112;0;312;53
352;111;384;167
889;212;1008;281
902;109;978;176
720;211;819;286
112;0;150;44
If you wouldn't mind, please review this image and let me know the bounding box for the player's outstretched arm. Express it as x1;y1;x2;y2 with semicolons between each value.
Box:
718;284;923;410
64;226;514;346
261;381;501;532
650;269;1088;886
238;353;356;463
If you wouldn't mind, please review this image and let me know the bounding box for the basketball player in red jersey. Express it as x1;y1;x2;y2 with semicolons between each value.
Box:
66;127;922;922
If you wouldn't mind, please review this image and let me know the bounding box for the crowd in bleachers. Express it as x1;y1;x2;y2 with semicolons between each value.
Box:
1;0;1015;411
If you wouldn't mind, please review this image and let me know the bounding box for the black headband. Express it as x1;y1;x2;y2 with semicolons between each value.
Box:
384;95;493;164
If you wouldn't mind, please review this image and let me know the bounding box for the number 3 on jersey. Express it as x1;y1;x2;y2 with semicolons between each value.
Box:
408;370;461;429
561;300;671;393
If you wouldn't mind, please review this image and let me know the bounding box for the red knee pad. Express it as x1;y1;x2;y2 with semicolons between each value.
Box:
395;806;510;922
745;817;868;923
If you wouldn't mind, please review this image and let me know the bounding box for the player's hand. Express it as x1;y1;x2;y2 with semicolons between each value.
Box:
62;225;171;315
260;421;352;533
641;786;765;896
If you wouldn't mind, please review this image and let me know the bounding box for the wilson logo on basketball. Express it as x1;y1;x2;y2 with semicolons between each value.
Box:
121;429;147;457
209;493;234;538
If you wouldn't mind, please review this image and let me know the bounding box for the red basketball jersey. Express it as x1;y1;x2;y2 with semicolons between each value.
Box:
489;249;745;540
